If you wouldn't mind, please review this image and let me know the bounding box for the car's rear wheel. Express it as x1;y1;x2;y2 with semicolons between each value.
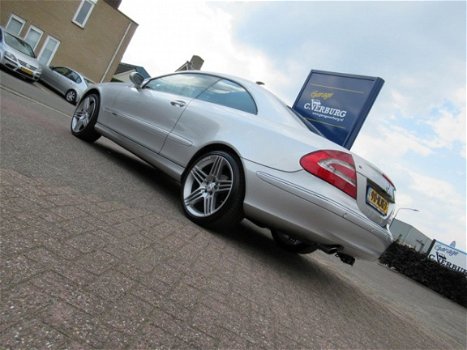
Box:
271;230;318;254
71;93;101;142
65;89;77;104
181;150;244;230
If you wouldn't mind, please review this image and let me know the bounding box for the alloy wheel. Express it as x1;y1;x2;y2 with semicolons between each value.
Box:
71;95;96;133
66;90;77;103
183;154;234;218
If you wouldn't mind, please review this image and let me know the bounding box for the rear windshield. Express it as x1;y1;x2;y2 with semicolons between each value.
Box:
287;106;323;136
258;85;323;136
4;31;36;58
84;78;95;87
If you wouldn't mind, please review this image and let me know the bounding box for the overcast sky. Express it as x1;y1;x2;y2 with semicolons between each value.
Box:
119;0;466;251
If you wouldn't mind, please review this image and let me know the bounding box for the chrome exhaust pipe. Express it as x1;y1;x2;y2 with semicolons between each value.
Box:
318;244;355;266
318;244;343;255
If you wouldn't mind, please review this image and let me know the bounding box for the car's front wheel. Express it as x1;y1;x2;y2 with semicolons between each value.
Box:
65;89;77;104
181;150;244;230
71;93;101;142
271;230;318;254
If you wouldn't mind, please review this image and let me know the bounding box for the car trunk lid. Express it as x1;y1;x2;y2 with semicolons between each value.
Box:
353;154;396;227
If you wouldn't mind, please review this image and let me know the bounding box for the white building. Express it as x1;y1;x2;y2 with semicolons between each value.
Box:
390;219;432;254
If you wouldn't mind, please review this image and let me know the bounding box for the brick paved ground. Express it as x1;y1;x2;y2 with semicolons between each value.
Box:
0;167;458;349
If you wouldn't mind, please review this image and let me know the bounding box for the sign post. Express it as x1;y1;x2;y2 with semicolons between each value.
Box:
293;70;384;149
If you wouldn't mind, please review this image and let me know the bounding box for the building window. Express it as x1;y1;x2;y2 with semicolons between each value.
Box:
38;36;60;66
72;0;97;28
24;26;43;51
5;14;25;35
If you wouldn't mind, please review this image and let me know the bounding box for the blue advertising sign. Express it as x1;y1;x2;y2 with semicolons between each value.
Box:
427;240;467;275
292;70;384;149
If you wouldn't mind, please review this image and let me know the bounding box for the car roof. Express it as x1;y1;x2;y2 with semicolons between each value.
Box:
172;70;259;90
167;70;284;103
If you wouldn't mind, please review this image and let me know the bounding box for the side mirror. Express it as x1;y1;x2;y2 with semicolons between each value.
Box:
129;72;144;88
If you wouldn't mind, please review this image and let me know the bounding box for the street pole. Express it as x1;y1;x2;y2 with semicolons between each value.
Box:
393;207;420;221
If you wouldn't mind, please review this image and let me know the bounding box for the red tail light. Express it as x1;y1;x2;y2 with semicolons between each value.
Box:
300;150;357;198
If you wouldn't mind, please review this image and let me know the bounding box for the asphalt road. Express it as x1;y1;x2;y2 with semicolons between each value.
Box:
1;70;466;349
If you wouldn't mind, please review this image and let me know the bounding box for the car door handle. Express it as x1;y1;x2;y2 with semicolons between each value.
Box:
170;100;186;108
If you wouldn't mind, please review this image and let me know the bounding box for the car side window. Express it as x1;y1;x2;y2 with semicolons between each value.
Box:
196;79;257;114
144;74;219;99
68;71;82;84
53;67;81;83
53;67;68;76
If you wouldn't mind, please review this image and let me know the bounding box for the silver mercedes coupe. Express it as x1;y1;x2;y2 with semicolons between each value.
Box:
71;71;396;265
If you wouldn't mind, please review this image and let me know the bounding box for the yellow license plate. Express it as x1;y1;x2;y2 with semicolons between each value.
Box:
20;67;33;76
367;187;389;215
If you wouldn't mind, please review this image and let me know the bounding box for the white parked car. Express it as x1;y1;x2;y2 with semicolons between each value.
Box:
0;26;41;82
71;71;396;265
40;65;94;104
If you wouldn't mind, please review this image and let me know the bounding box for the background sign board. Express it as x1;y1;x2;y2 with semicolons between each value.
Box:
293;70;384;149
427;240;467;275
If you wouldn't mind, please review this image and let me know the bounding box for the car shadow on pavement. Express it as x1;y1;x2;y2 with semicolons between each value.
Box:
86;140;342;282
218;220;340;280
90;141;180;197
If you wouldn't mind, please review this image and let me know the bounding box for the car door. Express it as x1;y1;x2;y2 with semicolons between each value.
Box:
48;66;72;93
162;78;258;165
107;73;219;154
65;70;82;91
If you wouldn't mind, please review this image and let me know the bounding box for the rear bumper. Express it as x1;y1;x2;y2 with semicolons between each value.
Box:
243;160;393;260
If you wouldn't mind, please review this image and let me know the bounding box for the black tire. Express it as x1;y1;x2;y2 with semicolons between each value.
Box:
181;150;244;230
271;230;318;254
65;89;77;104
70;93;101;143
